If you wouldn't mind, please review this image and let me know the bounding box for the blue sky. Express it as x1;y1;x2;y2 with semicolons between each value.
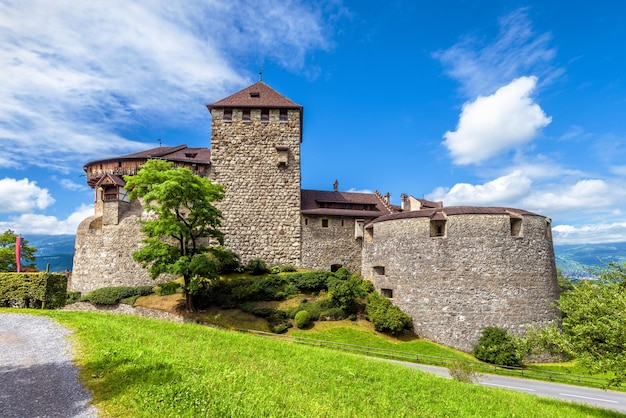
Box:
1;0;626;245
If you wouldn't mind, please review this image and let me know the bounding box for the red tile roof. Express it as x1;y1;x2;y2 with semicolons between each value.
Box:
207;81;302;110
83;144;211;168
301;189;396;218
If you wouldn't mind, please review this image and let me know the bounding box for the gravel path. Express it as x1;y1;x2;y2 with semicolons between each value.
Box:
0;313;98;418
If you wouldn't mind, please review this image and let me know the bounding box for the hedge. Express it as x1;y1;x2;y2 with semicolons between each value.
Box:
0;272;68;309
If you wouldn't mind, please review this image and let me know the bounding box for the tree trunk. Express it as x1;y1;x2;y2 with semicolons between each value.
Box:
183;275;195;312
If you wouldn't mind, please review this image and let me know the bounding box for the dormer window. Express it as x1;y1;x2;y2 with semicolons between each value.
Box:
249;92;260;98
185;153;197;159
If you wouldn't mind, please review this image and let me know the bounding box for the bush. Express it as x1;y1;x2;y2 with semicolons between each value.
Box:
327;273;367;315
472;327;523;367
294;310;312;328
319;307;346;321
155;281;180;296
288;271;333;293
206;246;241;274
287;300;322;321
246;258;270;275
366;292;412;335
66;291;82;304
0;272;67;309
280;265;298;273
448;359;480;383
82;285;154;305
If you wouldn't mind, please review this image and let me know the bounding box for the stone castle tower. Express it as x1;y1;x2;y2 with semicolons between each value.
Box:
207;82;303;266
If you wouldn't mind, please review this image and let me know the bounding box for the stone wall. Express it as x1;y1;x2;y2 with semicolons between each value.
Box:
301;215;367;273
362;213;560;352
210;108;301;266
70;200;165;294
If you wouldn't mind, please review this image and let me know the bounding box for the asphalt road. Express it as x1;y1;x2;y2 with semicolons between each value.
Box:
387;360;626;415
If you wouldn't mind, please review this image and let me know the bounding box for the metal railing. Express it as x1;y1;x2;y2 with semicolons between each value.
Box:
236;328;620;390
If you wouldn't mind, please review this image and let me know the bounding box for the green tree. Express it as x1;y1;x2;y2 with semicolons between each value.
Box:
0;229;37;272
327;269;368;315
526;261;626;386
124;159;225;312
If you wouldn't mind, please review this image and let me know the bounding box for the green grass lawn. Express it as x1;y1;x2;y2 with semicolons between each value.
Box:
14;309;622;418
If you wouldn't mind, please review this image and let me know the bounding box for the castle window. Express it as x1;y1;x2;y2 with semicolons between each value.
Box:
261;109;269;123
242;109;251;122
511;218;523;237
305;218;308;226
430;220;446;237
279;109;288;122
341;220;344;227
381;288;393;298
223;108;232;122
321;219;329;228
249;91;260;98
330;264;342;272
373;266;385;275
355;219;365;239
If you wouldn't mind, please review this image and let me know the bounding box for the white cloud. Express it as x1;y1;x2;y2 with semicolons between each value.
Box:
0;204;94;235
60;179;87;192
443;76;552;165
427;170;532;206
0;0;334;172
0;178;55;213
553;222;626;245
523;179;612;213
435;7;562;97
346;188;374;194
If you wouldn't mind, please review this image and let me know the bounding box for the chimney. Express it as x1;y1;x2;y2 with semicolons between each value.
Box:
401;193;408;210
333;179;339;192
384;192;390;203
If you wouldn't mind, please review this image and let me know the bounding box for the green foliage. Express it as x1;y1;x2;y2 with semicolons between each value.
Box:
82;285;153;305
0;272;67;308
279;265;298;272
124;159;225;311
245;258;270;275
206;246;241;274
473;327;523;367
295;310;312;328
557;268;575;293
155;281;181;296
287;299;323;321
365;292;412;335
319;307;346;321
327;272;368;314
66;291;82;304
0;229;37;272
448;359;480;383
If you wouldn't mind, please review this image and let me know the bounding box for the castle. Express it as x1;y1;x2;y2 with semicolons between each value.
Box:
71;81;560;352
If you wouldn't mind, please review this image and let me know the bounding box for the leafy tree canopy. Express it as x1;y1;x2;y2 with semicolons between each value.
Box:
124;159;225;311
0;229;37;272
525;261;626;386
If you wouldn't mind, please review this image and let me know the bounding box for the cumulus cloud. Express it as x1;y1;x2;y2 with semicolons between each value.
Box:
523;179;612;213
0;178;55;213
0;204;94;235
553;222;626;245
0;0;335;172
427;170;532;207
443;76;552;165
434;7;562;97
59;179;87;192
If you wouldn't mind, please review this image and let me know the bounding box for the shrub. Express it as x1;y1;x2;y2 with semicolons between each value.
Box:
366;292;412;335
472;327;523;367
0;272;67;309
294;310;312;328
279;265;298;273
448;359;480;383
206;246;241;274
155;281;180;296
82;285;154;305
246;258;270;275
289;271;332;293
66;291;82;304
327;274;367;315
319;307;346;321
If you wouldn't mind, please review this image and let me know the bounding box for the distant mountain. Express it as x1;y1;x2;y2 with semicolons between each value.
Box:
23;234;76;273
554;242;626;279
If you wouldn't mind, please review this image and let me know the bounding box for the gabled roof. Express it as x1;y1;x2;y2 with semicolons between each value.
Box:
95;174;125;188
83;144;211;169
207;81;302;110
301;189;396;218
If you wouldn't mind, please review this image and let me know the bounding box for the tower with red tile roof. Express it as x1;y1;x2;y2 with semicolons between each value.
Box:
207;82;303;265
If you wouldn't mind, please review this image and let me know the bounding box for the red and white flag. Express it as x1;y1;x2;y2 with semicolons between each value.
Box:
15;236;21;273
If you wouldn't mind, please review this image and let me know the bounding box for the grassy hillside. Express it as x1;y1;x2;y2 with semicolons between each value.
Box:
25;310;621;418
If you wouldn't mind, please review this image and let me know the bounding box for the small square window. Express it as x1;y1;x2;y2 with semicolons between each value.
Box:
321;219;329;228
381;288;393;298
373;266;385;275
279;109;288;122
